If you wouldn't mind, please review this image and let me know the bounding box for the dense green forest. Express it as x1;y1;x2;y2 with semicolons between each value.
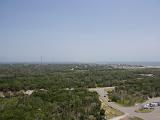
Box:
108;69;160;106
0;89;103;120
0;64;160;119
108;76;160;106
0;64;138;91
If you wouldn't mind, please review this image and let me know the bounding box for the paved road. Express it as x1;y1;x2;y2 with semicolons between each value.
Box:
109;113;128;120
89;87;160;120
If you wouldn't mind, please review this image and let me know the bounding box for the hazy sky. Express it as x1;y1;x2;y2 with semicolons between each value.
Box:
0;0;160;63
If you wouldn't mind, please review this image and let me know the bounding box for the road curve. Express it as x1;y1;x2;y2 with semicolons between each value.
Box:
89;87;127;120
109;113;129;120
89;87;160;120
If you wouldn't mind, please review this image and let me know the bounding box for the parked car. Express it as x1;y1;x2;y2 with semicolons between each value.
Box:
150;102;159;107
157;102;160;106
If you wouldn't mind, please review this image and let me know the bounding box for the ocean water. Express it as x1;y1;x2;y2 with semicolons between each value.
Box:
101;62;160;67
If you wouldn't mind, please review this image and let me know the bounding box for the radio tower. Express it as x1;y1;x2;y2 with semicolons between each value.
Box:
41;56;42;65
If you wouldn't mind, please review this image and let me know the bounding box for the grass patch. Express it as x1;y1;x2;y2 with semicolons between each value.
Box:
100;98;123;119
135;108;154;113
128;116;144;120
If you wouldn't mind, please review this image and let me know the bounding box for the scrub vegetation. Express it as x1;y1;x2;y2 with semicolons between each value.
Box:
0;64;160;119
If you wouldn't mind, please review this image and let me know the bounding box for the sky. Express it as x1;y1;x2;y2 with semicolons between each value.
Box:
0;0;160;63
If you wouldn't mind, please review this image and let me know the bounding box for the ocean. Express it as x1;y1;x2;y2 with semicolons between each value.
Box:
99;62;160;67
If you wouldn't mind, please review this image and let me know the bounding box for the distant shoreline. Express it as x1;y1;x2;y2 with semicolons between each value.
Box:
0;61;160;68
